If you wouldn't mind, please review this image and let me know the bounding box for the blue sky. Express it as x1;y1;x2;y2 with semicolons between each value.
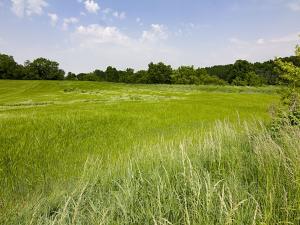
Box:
0;0;300;73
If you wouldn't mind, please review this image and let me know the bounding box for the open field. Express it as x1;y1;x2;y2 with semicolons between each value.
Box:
2;80;299;224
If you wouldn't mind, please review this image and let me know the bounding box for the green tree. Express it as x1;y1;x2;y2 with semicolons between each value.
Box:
24;58;65;80
105;66;119;82
0;53;23;80
147;62;172;84
77;72;100;81
119;68;135;83
93;69;106;81
196;68;227;85
172;66;198;84
232;71;264;86
228;60;253;83
274;40;300;126
135;70;149;83
65;72;77;80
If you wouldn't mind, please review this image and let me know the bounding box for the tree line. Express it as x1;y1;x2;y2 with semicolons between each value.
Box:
1;52;299;86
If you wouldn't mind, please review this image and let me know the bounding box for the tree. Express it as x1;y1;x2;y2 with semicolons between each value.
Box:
172;66;198;84
205;64;233;82
24;58;65;80
147;62;172;84
119;68;135;83
232;71;264;86
77;72;100;81
196;68;227;85
254;61;278;85
93;69;106;81
274;39;300;126
105;66;119;82
135;70;149;83
65;72;77;80
245;72;264;86
229;60;254;84
0;53;23;80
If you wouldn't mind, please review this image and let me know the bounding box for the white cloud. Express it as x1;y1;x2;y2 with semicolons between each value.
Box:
63;17;79;30
136;17;143;26
74;24;130;46
64;23;176;72
175;22;211;37
102;8;111;14
11;0;24;17
112;11;126;20
84;0;99;14
141;24;168;42
27;0;47;15
229;33;299;47
73;23;171;48
48;13;58;26
221;32;300;65
11;0;48;17
58;24;176;72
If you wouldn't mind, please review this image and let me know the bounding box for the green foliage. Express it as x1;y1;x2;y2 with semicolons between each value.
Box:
232;71;264;86
134;70;149;83
0;53;23;80
276;59;300;88
65;72;77;80
229;60;254;83
171;66;227;85
197;68;227;85
117;68;133;83
272;42;300;131
1;51;299;86
172;66;196;84
105;66;119;82
24;58;65;80
148;62;172;84
296;44;300;56
93;69;106;81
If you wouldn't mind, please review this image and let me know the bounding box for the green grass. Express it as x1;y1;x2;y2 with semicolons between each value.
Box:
2;80;295;224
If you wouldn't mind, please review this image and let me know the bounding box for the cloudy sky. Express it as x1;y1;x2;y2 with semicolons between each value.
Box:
0;0;300;73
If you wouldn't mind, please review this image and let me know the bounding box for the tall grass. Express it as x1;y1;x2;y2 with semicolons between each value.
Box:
4;121;299;224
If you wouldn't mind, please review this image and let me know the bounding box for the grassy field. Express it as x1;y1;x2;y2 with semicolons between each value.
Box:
2;80;299;224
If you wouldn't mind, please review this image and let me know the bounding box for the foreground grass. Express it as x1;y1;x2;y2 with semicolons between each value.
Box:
4;122;300;224
0;80;283;223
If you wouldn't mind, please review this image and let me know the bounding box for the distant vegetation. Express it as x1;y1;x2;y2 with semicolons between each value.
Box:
1;52;300;86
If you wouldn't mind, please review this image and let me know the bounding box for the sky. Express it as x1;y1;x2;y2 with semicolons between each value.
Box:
0;0;300;73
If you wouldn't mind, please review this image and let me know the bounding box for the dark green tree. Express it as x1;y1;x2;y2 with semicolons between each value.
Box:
65;72;77;80
105;66;119;82
196;68;227;85
93;69;106;81
0;53;23;79
119;68;135;83
172;66;197;84
135;70;149;83
24;58;65;80
147;62;172;84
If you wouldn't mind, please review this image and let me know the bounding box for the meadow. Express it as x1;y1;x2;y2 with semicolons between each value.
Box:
1;80;299;224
